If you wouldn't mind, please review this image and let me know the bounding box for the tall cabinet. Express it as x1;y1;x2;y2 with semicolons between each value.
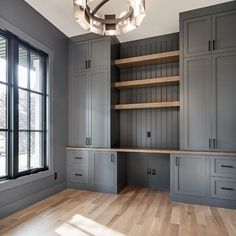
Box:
180;3;236;151
68;35;120;148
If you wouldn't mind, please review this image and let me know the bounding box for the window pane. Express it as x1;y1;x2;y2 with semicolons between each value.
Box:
30;53;42;92
0;131;7;177
18;132;29;172
30;93;43;130
18;46;28;88
0;36;7;83
30;132;43;169
0;84;7;129
19;89;29;130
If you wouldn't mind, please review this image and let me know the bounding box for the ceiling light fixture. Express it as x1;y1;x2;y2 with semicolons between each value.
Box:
73;0;145;35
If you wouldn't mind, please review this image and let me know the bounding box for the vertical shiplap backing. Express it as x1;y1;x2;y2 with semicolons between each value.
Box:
119;33;179;148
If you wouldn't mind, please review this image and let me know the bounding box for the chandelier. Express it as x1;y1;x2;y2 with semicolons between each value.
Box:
73;0;145;36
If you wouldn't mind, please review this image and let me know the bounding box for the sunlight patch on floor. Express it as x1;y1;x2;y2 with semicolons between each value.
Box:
55;214;125;236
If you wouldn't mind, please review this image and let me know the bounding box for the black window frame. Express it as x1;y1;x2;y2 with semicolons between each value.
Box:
0;28;48;181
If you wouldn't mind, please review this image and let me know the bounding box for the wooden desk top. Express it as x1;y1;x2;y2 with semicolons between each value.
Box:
66;147;236;157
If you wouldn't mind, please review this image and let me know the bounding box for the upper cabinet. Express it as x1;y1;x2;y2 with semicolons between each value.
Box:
180;1;236;152
183;8;236;58
68;36;120;148
212;10;236;53
184;16;212;57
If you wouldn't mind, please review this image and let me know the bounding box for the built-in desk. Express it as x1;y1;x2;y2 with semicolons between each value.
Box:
66;147;236;209
66;147;236;157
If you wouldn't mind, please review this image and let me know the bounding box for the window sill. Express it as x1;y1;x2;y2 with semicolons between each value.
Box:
0;170;54;192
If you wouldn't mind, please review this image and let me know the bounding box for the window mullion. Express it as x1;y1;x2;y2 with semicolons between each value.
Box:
27;50;31;171
12;39;19;178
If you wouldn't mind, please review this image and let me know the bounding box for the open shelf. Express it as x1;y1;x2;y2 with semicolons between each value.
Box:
115;101;180;110
115;50;179;69
114;76;180;89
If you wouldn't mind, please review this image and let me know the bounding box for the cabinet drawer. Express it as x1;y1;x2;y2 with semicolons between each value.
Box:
211;157;236;178
67;151;89;167
211;177;236;201
69;169;88;184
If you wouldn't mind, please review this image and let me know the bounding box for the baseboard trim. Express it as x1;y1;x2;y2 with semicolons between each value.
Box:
0;182;66;219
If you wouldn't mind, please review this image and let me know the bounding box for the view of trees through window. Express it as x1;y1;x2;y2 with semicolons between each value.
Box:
0;30;48;179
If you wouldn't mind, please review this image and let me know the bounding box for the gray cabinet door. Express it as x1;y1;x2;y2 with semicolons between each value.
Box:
212;52;236;151
212;10;236;53
92;152;116;188
90;70;109;148
69;72;89;147
183;56;212;150
184;16;211;58
174;155;206;197
89;38;109;71
71;41;89;73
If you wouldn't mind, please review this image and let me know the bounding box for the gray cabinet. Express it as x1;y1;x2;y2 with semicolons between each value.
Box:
171;154;236;208
67;150;125;194
173;155;207;197
181;3;236;151
212;52;236;151
69;36;119;148
91;151;117;189
212;10;236;53
183;16;211;57
183;56;211;150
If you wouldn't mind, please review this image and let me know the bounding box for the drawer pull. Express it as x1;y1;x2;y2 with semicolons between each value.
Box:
221;187;234;191
221;165;234;168
75;174;83;177
74;157;83;160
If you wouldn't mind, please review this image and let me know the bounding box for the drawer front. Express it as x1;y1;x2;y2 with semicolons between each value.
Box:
211;157;236;178
69;168;88;184
211;177;236;201
67;151;89;167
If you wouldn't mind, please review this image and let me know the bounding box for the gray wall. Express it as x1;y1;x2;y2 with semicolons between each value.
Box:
119;33;179;148
0;0;68;218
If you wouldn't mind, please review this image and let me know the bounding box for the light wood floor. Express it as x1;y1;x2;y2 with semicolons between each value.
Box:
0;187;236;236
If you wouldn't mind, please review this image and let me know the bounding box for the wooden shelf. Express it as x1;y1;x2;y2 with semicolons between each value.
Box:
115;50;179;69
114;76;180;89
115;101;180;110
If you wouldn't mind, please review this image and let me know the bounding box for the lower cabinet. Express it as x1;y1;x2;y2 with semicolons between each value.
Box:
173;155;207;197
170;154;236;209
67;150;126;194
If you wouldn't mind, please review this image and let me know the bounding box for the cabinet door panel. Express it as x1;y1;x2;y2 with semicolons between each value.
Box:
183;56;211;150
212;52;236;151
69;72;89;147
93;152;116;188
184;16;211;57
71;41;88;73
175;155;206;197
90;38;108;71
213;10;236;53
90;70;109;148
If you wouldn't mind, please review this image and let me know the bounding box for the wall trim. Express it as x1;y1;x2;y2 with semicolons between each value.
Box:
0;182;66;219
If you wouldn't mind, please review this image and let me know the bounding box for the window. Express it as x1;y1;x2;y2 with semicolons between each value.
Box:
0;29;48;180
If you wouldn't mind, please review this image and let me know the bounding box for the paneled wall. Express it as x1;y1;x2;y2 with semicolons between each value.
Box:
119;33;179;148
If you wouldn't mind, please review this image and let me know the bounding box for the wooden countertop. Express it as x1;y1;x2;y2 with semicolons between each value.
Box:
66;147;236;157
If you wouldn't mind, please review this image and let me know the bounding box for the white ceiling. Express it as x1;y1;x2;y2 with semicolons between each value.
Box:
25;0;232;43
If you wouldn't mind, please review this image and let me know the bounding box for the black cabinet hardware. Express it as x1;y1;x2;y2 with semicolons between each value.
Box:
209;139;212;149
221;187;234;191
75;157;83;160
147;168;151;175
213;139;216;149
75;173;83;177
213;40;216;51
85;60;88;69
221;165;234;168
208;40;211;51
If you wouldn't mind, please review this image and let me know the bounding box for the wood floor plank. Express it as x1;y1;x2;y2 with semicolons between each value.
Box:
0;187;236;236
